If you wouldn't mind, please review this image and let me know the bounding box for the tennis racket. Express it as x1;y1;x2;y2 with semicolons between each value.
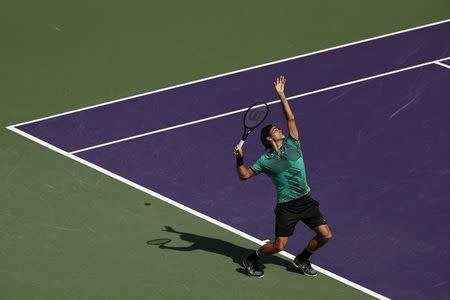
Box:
237;102;269;148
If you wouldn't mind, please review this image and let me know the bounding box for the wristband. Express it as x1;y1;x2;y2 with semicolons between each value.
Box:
236;157;244;166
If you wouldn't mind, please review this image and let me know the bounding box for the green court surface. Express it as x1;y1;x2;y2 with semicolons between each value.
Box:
1;1;449;299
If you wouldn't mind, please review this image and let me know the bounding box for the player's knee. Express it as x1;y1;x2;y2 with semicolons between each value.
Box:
321;231;333;242
274;244;285;252
274;242;287;252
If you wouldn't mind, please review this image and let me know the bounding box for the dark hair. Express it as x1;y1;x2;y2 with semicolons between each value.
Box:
260;124;274;150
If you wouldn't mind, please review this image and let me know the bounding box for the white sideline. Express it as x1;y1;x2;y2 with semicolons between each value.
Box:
70;57;449;154
5;125;391;300
8;20;449;300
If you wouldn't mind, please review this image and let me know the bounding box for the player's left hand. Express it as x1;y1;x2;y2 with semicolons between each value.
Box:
274;75;286;95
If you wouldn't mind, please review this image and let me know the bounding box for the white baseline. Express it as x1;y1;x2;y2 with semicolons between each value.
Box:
9;18;449;128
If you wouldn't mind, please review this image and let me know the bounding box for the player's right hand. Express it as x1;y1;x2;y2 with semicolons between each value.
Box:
234;145;243;158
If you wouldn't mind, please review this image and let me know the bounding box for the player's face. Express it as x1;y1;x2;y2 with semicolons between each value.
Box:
270;126;285;140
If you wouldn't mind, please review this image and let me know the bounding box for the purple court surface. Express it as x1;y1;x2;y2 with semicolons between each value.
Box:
11;21;450;299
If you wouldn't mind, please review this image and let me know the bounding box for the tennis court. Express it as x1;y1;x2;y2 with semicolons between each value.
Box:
2;2;449;299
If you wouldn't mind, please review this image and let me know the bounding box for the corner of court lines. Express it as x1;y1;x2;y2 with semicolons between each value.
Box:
6;20;449;300
5;122;391;300
435;59;450;70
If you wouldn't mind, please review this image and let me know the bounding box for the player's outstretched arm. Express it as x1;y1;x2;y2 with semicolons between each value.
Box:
234;144;255;180
274;76;299;140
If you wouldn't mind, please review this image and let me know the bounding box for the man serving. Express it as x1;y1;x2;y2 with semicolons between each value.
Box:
234;76;333;277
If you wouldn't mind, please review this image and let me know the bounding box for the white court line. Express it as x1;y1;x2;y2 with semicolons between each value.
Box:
5;125;391;300
435;61;450;70
8;18;449;128
70;57;449;154
6;19;449;300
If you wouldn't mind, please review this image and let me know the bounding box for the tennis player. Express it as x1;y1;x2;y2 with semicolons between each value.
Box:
234;76;332;277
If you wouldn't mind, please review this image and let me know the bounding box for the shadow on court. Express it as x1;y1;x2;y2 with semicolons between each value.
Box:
146;226;299;275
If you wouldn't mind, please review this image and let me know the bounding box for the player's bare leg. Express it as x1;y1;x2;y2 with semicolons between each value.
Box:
293;224;333;276
307;224;333;251
257;236;289;256
242;237;289;277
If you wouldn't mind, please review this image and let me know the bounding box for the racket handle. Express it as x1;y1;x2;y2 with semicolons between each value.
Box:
238;140;245;148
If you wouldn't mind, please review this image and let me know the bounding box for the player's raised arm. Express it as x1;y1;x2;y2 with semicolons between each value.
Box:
234;144;255;180
274;76;299;140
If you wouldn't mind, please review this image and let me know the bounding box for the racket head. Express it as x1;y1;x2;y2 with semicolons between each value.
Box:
241;102;269;140
243;102;269;129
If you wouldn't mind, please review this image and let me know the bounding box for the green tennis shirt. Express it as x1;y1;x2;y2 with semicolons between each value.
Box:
250;135;311;204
